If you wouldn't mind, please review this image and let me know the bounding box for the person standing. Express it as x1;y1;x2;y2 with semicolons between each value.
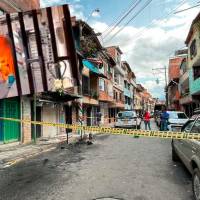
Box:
144;110;151;130
160;107;169;131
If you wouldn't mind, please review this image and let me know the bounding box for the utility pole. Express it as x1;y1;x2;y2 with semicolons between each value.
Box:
152;66;168;108
164;66;168;109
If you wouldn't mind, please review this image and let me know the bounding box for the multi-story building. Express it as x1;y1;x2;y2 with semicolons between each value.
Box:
121;61;134;110
0;3;80;143
179;57;197;117
72;19;104;126
106;46;125;124
134;84;143;115
167;50;187;111
185;12;200;107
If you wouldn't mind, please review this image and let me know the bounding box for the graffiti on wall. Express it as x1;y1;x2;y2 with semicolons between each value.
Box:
0;4;78;100
0;36;18;98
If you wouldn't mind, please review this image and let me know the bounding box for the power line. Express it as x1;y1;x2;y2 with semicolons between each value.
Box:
103;0;142;39
174;3;200;13
106;0;153;42
117;0;187;43
102;0;139;35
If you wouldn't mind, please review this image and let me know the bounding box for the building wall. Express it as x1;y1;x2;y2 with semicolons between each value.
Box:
168;57;183;81
42;104;59;138
100;102;109;125
21;97;32;144
187;23;200;69
0;0;39;12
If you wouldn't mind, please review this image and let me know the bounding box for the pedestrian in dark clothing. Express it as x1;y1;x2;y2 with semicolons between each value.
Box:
144;110;151;130
160;107;169;131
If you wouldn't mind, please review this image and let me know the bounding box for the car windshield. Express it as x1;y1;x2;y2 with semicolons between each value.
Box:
118;111;136;118
168;112;187;119
191;119;200;133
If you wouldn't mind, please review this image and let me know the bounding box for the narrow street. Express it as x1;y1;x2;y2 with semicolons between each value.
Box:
0;122;193;200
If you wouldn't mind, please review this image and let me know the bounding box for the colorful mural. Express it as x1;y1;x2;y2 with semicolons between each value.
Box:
0;36;17;98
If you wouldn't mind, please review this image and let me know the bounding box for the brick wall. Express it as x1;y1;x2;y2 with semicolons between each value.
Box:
168;57;183;81
0;0;40;13
21;97;32;144
107;47;116;59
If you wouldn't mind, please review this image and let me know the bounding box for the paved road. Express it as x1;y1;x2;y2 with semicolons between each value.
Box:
0;126;193;200
141;118;158;131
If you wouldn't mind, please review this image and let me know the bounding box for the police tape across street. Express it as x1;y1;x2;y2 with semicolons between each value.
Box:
0;117;199;141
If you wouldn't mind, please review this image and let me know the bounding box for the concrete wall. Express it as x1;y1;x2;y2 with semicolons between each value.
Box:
42;104;59;138
100;102;109;125
188;23;200;69
21;97;32;144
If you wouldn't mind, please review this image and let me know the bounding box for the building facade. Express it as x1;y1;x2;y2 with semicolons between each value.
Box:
185;12;200;107
167;51;187;111
0;3;80;144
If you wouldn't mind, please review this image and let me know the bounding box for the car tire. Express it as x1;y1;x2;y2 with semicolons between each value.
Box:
193;168;200;200
172;148;179;162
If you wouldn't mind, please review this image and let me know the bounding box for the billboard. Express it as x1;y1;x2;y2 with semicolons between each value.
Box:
0;4;79;100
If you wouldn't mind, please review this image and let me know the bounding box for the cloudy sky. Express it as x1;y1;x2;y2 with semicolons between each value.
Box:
41;0;200;99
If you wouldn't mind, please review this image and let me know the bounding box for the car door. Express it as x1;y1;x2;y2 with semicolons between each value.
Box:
174;120;195;171
190;117;200;169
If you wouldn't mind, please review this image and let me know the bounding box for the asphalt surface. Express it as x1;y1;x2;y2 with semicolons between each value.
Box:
0;121;193;200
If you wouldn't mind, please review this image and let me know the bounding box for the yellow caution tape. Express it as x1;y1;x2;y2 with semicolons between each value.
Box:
0;117;199;141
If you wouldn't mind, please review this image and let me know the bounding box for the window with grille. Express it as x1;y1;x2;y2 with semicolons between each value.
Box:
190;39;197;59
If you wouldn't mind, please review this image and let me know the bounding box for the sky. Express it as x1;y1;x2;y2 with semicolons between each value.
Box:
40;0;200;100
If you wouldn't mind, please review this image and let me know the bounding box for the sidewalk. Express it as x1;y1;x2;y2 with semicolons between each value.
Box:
0;133;81;169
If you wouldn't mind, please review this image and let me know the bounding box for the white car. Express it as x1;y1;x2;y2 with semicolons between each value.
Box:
115;110;141;129
167;111;189;131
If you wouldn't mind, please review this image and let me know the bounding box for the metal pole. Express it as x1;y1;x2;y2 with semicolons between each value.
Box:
33;93;37;143
164;66;168;109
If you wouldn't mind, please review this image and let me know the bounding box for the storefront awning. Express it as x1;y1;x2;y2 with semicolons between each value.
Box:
82;59;107;78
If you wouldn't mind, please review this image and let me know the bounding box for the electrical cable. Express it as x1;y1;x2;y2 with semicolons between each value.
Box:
103;0;142;39
106;0;153;42
102;0;139;35
174;3;200;14
108;0;187;44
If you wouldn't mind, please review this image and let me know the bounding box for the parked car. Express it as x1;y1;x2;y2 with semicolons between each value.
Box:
115;110;142;129
167;111;189;132
171;109;200;200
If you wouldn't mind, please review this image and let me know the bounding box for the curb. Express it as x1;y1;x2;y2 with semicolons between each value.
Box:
1;136;80;169
2;146;57;169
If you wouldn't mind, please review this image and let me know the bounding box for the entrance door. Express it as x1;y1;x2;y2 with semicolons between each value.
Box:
87;107;92;126
65;105;72;133
3;98;20;143
0;100;3;142
31;102;42;139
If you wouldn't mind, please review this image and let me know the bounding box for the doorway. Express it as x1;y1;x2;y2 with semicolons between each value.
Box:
31;102;42;139
65;105;72;133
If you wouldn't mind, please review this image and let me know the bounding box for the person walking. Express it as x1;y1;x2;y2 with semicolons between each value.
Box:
160;107;169;131
144;110;151;130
